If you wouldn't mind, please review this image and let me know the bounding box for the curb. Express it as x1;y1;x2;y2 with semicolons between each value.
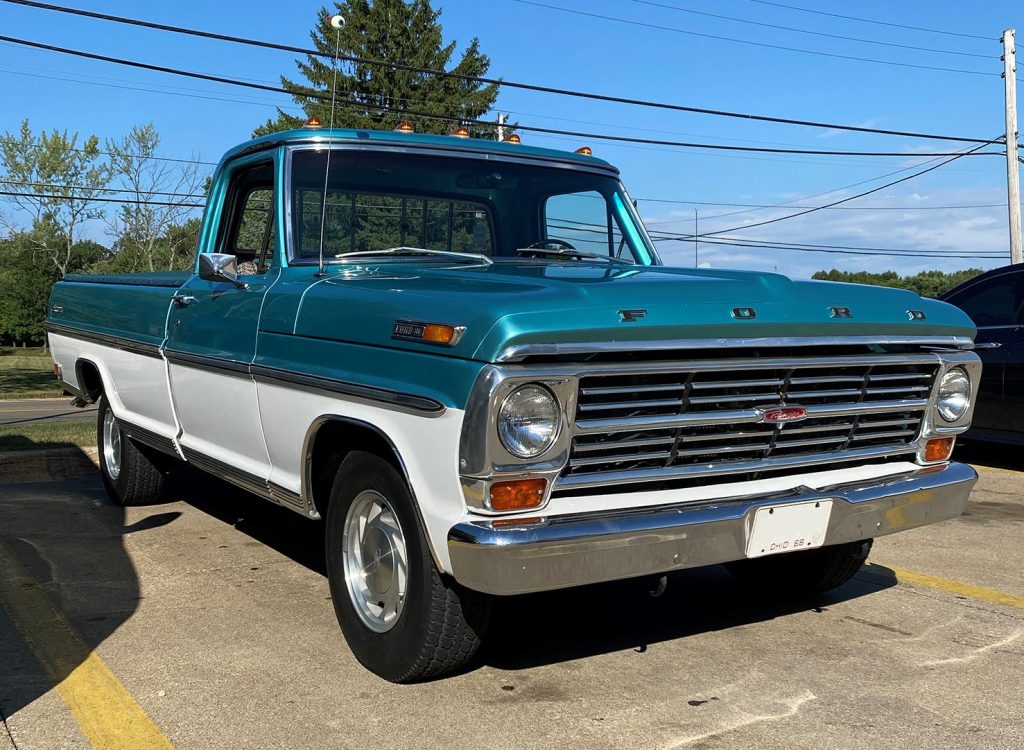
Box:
0;447;99;484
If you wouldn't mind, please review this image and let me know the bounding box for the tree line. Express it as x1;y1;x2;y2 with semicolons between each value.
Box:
0;1;500;346
810;268;984;298
0;121;205;345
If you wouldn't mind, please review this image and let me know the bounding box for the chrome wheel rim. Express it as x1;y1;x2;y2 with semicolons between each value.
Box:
102;408;122;481
342;490;408;633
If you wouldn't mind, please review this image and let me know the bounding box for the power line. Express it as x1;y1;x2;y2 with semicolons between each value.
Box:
642;200;1007;216
694;139;1000;236
648;231;1007;256
0;0;1000;145
0;189;203;207
514;0;1000;78
742;0;993;42
0;33;1007;159
668;237;1004;260
629;0;993;59
0;179;204;199
548;217;1005;258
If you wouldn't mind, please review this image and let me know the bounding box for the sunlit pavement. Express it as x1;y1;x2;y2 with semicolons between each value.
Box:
1;445;1021;750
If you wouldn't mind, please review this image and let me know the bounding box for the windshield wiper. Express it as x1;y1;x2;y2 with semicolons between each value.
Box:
335;246;493;265
514;247;632;264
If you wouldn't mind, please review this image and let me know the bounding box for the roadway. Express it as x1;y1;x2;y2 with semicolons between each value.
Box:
0;398;96;426
0;444;1021;749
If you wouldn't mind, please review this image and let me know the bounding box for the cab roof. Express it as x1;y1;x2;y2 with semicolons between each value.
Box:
219;127;619;175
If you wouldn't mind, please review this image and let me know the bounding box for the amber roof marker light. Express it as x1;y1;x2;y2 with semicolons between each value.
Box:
575;146;593;156
451;124;471;138
394;120;415;133
502;133;522;144
305;116;322;129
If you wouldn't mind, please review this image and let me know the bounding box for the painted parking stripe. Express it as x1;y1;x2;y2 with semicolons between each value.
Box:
875;563;1024;611
0;537;174;750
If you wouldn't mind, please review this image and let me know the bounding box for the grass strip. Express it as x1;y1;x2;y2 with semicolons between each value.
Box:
0;420;96;452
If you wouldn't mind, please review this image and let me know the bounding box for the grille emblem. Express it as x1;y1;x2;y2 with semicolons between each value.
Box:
829;306;853;318
618;309;647;322
758;406;808;424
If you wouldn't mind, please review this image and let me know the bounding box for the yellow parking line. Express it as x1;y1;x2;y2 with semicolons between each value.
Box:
881;564;1024;611
0;537;174;750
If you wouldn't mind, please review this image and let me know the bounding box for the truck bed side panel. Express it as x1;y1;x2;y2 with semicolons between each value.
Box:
47;275;186;441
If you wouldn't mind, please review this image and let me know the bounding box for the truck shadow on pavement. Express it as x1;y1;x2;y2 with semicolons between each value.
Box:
0;455;180;721
171;467;896;675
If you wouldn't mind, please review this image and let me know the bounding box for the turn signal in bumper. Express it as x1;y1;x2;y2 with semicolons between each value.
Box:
924;437;955;462
489;479;547;512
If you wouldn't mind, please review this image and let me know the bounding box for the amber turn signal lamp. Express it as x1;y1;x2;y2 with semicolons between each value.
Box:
394;120;415;133
489;479;547;512
422;324;456;343
924;437;955;462
502;133;521;144
575;146;593;155
305;116;322;129
451;125;471;138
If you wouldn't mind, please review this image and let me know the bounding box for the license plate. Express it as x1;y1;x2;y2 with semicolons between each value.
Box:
745;499;833;558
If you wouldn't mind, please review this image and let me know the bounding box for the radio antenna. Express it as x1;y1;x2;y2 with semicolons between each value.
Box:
316;13;345;276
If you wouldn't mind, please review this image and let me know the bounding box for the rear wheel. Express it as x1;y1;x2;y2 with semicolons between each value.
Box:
97;396;165;506
725;539;873;595
325;451;491;682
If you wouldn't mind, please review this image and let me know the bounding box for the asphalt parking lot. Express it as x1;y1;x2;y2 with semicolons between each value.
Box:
1;444;1021;750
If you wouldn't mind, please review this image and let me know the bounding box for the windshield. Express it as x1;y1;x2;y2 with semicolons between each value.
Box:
287;148;658;265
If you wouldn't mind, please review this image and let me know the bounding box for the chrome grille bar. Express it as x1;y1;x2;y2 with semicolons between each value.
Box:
558;444;919;490
558;353;940;494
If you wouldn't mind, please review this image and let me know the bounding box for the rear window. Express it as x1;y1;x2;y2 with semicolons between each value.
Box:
292;189;493;259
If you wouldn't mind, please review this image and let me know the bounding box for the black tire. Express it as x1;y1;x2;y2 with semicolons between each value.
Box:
96;395;165;507
725;539;873;596
325;451;491;683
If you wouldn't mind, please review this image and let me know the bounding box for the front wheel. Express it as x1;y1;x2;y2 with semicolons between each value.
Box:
725;539;873;596
97;395;165;506
325;451;491;682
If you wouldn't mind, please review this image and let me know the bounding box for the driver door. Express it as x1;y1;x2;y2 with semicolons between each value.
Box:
165;156;278;484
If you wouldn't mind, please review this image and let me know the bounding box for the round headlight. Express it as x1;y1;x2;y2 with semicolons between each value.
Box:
497;384;560;459
936;367;971;422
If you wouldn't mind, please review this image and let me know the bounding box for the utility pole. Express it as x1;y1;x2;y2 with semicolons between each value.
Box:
497;113;506;141
1002;29;1022;264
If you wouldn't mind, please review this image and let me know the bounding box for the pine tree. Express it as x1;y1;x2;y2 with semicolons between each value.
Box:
254;0;500;138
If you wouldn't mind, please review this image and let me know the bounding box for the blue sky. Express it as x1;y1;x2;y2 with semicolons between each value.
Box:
1;0;1021;277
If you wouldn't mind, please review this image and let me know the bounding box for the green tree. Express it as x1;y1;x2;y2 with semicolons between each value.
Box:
811;268;985;298
104;124;204;272
254;0;500;137
0;223;106;345
0;120;110;276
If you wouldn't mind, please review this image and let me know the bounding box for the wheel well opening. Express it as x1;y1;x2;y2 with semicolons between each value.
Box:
309;419;404;518
75;360;104;402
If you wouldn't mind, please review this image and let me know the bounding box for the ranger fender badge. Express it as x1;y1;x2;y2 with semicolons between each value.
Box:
732;307;756;319
907;309;927;321
618;309;647;322
758;406;808;424
829;306;853;318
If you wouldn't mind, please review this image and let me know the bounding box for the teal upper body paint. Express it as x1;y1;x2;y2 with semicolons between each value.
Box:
47;129;976;410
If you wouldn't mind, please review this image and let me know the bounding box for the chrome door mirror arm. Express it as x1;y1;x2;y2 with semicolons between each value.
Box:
198;253;249;290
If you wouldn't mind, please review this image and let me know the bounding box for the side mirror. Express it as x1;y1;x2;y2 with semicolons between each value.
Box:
198;253;248;289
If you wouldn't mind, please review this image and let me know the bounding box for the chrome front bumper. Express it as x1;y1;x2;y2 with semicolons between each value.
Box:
447;461;977;595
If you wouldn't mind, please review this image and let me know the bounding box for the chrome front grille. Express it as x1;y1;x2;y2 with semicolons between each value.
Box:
557;354;940;494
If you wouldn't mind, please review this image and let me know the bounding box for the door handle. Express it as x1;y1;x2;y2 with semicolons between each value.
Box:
172;294;197;308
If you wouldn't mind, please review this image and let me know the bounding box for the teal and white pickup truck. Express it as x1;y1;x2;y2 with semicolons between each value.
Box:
47;126;981;682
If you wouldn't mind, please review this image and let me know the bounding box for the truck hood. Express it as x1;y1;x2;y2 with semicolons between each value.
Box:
279;261;975;362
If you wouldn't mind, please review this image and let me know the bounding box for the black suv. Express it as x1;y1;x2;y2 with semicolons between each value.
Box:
940;264;1024;444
